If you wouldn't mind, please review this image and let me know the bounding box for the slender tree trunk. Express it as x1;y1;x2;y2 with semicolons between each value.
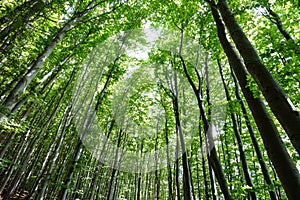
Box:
264;7;295;43
210;5;300;199
217;0;300;154
204;55;217;200
0;0;43;43
179;34;232;199
0;0;39;26
2;17;79;111
38;106;72;199
1;70;73;199
154;123;160;200
230;67;278;200
174;98;193;199
58;57;104;199
58;139;83;200
198;116;209;200
2;0;112;113
172;67;193;200
163;106;174;200
218;61;257;199
0;130;30;195
10;32;90;114
112;168;121;200
107;129;123;200
86;119;115;199
175;132;181;200
221;123;233;191
0;131;16;159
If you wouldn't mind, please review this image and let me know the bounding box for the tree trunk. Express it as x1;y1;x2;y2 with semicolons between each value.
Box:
2;0;112;113
2;15;80;111
38;106;72;200
171;61;193;200
175;132;181;200
230;67;278;200
0;0;42;42
217;0;300;155
107;129;123;200
58;139;83;200
179;31;232;199
154;123;160;200
210;5;300;199
1;71;72;199
218;61;257;199
162;105;174;200
265;7;295;43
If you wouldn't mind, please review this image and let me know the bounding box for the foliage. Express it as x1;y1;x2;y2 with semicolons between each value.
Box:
0;0;299;199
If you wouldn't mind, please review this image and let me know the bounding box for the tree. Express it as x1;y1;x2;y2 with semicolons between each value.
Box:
208;2;300;198
216;0;300;155
1;0;299;199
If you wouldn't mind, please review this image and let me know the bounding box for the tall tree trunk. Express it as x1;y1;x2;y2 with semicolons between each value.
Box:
171;62;193;200
107;129;123;200
58;52;107;198
162;105;174;200
230;67;278;200
86;118;115;199
204;54;217;200
154;122;160;200
2;15;81;111
173;98;192;200
0;0;43;42
2;0;113;113
38;106;73;200
0;130;30;195
217;0;300;154
210;5;300;199
10;31;90;114
179;31;231;199
218;61;257;199
1;70;73;199
175;132;181;200
198;116;209;200
58;139;83;200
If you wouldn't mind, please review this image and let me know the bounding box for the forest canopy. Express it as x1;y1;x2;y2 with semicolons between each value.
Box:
0;0;300;199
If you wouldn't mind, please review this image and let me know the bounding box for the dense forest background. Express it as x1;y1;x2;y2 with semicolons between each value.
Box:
0;0;300;199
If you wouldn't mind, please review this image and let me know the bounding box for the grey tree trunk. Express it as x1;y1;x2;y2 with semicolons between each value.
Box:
2;0;111;114
3;15;81;111
230;67;278;200
210;4;300;199
217;0;300;155
218;60;257;200
179;30;232;199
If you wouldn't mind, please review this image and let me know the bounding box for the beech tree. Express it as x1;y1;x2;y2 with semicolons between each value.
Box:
1;0;299;199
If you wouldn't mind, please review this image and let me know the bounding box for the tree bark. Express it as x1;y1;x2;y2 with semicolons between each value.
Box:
217;0;300;155
38;106;72;200
178;30;232;199
210;5;300;199
2;0;113;113
162;104;174;200
2;15;81;111
230;67;278;200
107;129;123;200
218;60;257;200
0;0;42;42
265;7;295;43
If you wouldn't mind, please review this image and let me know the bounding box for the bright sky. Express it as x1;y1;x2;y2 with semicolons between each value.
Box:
126;21;162;59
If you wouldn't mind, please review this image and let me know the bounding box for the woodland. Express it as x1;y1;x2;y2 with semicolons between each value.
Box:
0;0;300;199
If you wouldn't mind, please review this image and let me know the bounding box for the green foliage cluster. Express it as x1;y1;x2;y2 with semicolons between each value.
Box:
0;0;299;199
